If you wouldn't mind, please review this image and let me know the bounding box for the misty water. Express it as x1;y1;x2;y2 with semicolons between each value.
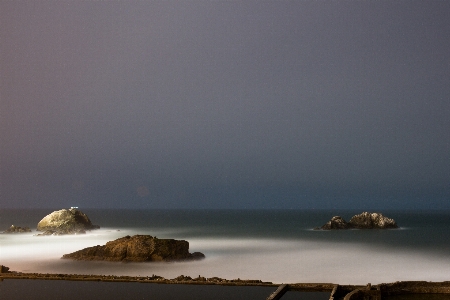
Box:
1;209;449;285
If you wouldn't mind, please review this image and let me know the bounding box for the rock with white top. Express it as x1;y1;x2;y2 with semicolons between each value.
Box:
36;208;99;235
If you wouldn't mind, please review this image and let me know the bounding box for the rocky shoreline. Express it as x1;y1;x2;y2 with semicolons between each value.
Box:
0;266;273;286
1;266;449;300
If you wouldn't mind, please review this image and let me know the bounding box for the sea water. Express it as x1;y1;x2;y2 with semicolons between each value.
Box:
0;209;449;285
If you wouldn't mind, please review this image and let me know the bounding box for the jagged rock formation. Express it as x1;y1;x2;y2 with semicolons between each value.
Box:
0;269;270;285
349;212;398;229
0;265;10;273
315;212;398;230
2;225;32;233
62;235;205;262
36;208;99;235
316;216;352;230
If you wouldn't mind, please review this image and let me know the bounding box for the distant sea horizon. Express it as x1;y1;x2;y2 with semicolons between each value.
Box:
1;208;449;285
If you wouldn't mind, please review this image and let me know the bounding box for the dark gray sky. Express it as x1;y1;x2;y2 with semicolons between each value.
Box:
1;1;449;209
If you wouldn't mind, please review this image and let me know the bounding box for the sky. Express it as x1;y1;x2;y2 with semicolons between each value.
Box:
1;1;449;209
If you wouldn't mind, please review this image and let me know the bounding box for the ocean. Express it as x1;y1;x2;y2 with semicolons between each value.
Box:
1;209;449;285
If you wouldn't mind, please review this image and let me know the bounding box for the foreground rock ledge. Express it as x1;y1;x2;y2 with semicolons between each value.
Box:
36;208;100;235
1;269;450;298
62;235;205;262
315;212;398;230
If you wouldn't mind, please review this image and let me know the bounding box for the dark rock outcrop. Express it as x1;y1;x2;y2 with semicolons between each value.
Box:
315;216;352;230
62;235;205;262
2;225;32;233
36;208;99;235
315;212;398;230
349;212;398;229
0;265;10;273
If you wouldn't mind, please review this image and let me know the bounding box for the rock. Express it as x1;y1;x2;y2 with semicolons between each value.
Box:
174;275;193;281
62;235;205;262
36;229;86;236
349;212;398;229
2;225;32;233
36;208;99;235
0;265;10;273
316;212;398;230
316;216;352;230
193;275;207;282
191;252;206;260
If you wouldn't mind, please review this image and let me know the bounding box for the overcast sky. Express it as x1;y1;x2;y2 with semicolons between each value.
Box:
1;1;449;209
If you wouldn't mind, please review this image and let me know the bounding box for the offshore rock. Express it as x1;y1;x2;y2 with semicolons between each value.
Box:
36;208;99;235
62;235;205;262
2;225;32;233
0;265;10;273
349;212;398;229
315;216;352;230
316;212;398;230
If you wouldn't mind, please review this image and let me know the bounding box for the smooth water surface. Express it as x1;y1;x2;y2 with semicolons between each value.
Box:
1;209;449;285
385;294;450;300
0;279;277;300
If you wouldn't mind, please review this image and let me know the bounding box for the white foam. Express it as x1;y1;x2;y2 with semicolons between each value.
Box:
1;232;449;284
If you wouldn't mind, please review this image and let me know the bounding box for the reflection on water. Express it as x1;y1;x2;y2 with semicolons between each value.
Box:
0;280;330;300
0;279;273;300
385;294;450;300
280;291;330;300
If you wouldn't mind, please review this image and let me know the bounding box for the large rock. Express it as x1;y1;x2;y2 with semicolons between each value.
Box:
62;235;205;262
316;216;352;230
316;212;398;230
36;208;99;235
349;212;398;229
2;225;32;233
0;265;10;273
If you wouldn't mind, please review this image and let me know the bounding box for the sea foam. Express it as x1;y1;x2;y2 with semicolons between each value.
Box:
1;229;449;284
